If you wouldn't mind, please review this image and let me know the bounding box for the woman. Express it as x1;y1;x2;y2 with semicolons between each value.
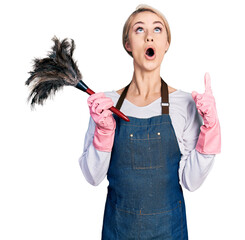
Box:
79;4;221;239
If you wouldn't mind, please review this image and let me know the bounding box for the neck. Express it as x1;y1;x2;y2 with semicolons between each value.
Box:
129;66;162;100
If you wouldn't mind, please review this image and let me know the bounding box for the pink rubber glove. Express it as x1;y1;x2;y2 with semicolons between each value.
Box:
87;92;116;152
192;73;221;154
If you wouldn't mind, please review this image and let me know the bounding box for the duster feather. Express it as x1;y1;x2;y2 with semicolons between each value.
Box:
25;36;130;122
25;36;82;107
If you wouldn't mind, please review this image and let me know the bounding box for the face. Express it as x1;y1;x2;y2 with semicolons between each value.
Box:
125;11;169;72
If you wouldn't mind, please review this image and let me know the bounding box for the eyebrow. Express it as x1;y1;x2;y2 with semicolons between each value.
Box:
133;21;164;27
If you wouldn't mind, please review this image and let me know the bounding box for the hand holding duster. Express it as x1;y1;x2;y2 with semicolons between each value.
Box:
87;92;116;152
192;73;221;154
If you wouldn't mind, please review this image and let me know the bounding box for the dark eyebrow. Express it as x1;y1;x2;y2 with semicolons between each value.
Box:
133;21;144;27
132;21;164;27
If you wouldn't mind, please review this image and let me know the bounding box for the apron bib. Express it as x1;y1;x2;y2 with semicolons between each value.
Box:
102;79;188;240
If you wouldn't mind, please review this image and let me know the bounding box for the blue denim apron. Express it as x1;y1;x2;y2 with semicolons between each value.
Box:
102;79;188;239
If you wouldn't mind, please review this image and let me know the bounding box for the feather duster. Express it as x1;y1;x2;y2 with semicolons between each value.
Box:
25;36;129;122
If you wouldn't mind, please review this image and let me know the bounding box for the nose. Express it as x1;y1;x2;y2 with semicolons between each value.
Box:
145;30;154;42
147;37;153;42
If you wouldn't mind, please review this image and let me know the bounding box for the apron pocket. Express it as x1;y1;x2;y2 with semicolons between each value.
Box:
129;131;165;169
139;200;185;239
106;198;185;239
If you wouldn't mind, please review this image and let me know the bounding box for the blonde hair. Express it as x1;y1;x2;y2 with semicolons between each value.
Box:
122;4;171;57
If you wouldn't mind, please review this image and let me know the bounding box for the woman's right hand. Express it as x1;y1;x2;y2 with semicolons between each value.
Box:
87;92;116;152
87;92;116;131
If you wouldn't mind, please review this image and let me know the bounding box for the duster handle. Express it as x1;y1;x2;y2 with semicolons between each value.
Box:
75;81;130;122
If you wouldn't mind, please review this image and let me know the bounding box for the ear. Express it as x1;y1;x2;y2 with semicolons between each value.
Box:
125;41;132;52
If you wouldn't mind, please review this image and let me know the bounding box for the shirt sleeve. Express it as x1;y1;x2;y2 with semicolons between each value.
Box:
178;96;216;191
78;116;111;186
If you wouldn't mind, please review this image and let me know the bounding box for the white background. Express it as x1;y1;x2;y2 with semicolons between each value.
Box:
1;0;244;239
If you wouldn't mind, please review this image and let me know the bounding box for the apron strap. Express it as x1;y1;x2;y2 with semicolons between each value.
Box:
115;78;169;114
161;78;169;114
115;82;131;111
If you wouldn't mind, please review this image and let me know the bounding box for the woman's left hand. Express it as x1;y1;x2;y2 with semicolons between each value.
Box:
191;73;221;154
192;73;217;128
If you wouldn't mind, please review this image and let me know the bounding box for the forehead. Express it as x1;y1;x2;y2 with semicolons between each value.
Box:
131;11;163;25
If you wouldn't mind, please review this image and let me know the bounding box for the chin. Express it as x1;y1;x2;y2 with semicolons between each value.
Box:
142;61;162;72
134;58;162;72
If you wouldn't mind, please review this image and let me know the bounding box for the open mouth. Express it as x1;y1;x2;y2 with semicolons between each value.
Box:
145;47;155;57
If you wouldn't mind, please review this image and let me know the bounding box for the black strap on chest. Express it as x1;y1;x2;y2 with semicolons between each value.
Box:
115;78;169;114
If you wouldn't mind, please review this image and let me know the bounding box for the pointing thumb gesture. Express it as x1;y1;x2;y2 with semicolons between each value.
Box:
191;72;221;154
192;72;212;101
204;72;212;94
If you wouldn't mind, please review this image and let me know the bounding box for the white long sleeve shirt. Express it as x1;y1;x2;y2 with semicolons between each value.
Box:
79;89;215;191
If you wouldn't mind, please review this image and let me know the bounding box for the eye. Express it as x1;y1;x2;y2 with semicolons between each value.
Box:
136;27;144;33
154;27;162;33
